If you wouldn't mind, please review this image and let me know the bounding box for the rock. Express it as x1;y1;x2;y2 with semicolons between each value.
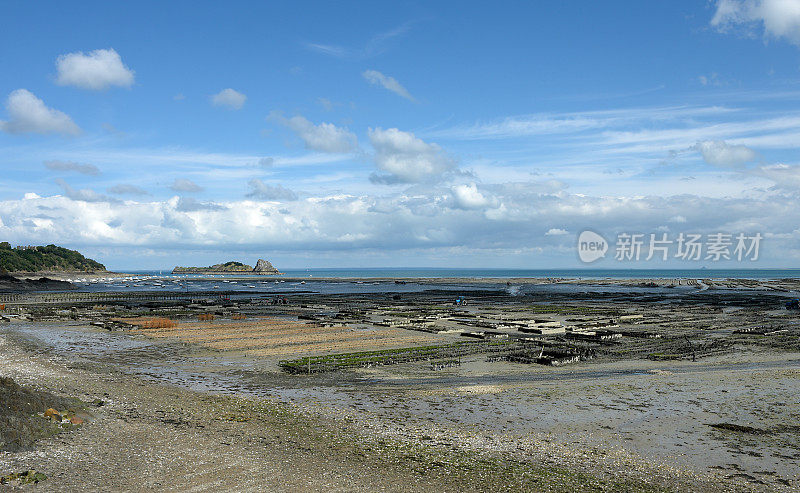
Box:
43;408;62;422
253;259;281;275
69;416;84;425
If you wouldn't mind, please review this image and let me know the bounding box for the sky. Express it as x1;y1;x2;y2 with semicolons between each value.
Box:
2;0;800;270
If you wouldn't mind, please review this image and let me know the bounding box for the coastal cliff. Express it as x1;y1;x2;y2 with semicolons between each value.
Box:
172;259;282;275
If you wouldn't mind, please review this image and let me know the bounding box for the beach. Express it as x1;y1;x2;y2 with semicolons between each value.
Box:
1;277;799;491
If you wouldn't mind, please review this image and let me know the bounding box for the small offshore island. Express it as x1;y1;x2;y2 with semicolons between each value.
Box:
172;259;282;275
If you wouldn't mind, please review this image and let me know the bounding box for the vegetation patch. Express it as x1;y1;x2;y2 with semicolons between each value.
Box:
0;243;106;272
1;470;48;485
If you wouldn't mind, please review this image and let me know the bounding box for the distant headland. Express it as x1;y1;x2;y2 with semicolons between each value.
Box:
172;259;282;275
0;243;107;274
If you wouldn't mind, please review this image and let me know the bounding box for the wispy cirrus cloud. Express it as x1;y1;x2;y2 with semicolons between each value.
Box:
304;21;415;60
362;70;415;101
108;184;149;196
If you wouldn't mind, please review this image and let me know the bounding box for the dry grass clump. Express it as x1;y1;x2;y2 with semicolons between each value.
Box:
231;314;247;320
124;316;442;358
137;318;178;329
198;313;216;321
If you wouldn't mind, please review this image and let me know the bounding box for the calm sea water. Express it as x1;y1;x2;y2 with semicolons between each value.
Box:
121;268;800;280
61;268;800;297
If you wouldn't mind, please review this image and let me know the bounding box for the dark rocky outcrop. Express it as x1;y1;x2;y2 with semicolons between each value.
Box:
0;269;74;292
253;259;281;275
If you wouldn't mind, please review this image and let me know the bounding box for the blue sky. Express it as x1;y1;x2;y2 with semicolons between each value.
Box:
2;1;800;269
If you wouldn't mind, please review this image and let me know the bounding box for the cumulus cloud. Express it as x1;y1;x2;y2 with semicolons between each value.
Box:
269;112;357;153
692;140;759;167
368;127;457;184
0;185;792;265
246;179;298;201
211;88;247;109
170;179;203;193
450;183;498;210
362;70;415;101
44;160;100;176
108;184;149;195
55;48;135;90
711;0;800;46
0;89;80;136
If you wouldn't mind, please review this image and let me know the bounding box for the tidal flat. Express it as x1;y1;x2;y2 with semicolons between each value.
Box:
1;279;799;491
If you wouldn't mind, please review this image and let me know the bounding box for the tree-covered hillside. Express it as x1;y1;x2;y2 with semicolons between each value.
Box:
0;243;106;272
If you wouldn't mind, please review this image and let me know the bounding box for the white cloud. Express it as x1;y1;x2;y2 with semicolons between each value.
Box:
754;163;800;189
246;179;298;201
211;88;247;110
692;140;759;167
55;179;113;203
170;178;203;193
711;0;800;46
0;89;80;136
44;160;100;175
369;127;456;184
545;228;569;236
175;197;226;212
0;186;795;266
55;48;135;90
362;70;415;101
270;112;357;153
450;183;498;210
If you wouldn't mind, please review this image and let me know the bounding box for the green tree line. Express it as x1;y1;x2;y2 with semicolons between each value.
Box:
0;243;106;272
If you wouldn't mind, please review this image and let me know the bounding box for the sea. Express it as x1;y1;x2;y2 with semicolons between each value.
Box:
60;268;800;297
121;268;800;280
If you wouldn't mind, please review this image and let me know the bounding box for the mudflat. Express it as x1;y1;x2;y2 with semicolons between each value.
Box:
1;281;798;491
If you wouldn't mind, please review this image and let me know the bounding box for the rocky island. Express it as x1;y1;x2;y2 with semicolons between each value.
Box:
172;259;282;275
